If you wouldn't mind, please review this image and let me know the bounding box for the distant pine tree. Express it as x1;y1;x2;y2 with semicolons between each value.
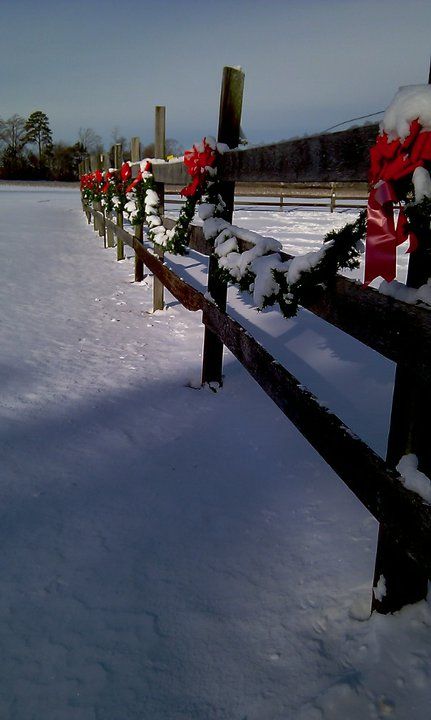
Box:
25;111;53;168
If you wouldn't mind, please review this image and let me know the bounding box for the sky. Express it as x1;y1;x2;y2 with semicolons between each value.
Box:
1;0;431;151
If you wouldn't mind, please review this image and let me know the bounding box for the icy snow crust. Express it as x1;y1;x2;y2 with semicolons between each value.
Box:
1;187;431;719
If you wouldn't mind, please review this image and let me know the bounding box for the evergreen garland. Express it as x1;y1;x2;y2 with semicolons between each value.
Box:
273;210;365;317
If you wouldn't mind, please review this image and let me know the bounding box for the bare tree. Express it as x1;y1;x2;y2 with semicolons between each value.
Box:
0;114;28;154
111;126;128;153
78;127;103;154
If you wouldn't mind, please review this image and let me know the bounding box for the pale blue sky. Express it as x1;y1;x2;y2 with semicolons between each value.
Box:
1;0;431;149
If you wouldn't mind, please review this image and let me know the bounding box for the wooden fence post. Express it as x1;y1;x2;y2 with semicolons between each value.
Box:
130;136;144;282
201;65;245;385
104;151;115;248
330;182;336;212
90;154;102;234
372;221;431;613
372;64;431;614
99;154;107;244
114;143;125;261
82;157;92;222
153;106;166;311
102;153;114;248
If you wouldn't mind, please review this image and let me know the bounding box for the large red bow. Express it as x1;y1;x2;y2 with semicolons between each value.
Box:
365;119;431;284
181;138;217;197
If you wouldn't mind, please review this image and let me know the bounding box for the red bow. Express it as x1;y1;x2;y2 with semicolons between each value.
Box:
365;119;430;284
181;138;216;197
126;169;143;194
120;163;131;182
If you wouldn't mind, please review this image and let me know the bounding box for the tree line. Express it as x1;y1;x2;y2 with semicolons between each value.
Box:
0;111;184;182
0;111;84;181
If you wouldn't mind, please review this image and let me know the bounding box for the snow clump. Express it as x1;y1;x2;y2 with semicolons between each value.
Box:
397;454;431;503
381;84;431;140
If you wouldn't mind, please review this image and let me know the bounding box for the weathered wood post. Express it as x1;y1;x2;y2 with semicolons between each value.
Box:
372;227;431;613
78;159;84;203
371;66;431;614
99;153;107;243
153;106;166;311
114;143;125;261
83;157;92;223
330;182;336;213
90;154;102;233
130;136;145;282
201;66;245;385
102;153;114;248
104;152;115;249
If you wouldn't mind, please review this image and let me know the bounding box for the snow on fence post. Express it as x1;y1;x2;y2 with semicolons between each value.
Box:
130;136;145;282
330;182;336;213
153;106;166;311
201;65;245;386
371;67;431;615
114;143;125;261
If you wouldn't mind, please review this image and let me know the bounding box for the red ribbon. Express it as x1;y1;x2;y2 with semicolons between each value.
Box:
181;138;217;197
125;169;143;194
365;119;431;284
80;171;103;192
120;162;131;182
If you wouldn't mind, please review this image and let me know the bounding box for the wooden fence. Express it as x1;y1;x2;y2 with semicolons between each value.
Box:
163;183;367;212
79;66;431;616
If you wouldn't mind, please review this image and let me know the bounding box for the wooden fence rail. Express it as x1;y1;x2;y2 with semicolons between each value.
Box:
80;64;431;616
163;185;367;212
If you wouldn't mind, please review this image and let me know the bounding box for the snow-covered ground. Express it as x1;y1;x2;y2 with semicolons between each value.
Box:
1;187;430;719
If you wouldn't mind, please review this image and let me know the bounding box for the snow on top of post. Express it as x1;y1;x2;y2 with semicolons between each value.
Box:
381;84;431;140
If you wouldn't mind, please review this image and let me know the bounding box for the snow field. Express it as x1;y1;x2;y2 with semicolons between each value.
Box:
0;187;430;719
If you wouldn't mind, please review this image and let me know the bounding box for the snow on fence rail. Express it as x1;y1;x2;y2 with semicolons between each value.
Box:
79;66;431;617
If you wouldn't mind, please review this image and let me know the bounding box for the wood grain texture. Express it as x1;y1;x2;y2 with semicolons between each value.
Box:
218;125;376;183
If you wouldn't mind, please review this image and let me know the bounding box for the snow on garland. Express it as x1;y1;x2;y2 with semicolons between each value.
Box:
200;194;365;317
80;85;431;317
135;138;228;254
81;162;133;216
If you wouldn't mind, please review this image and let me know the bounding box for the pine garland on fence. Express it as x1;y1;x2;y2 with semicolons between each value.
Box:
273;211;365;317
81;114;431;320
